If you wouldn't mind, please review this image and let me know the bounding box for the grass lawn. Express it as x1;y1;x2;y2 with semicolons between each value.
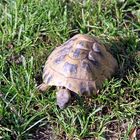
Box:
0;0;140;139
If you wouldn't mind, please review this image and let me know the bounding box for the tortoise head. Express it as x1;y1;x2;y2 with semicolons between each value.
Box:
56;88;71;109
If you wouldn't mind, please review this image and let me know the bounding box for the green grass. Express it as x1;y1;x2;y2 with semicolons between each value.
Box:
0;0;140;139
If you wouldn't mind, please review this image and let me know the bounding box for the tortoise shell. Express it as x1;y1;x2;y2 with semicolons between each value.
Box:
42;34;118;95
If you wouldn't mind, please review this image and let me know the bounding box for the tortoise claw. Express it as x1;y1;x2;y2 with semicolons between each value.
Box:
37;83;48;92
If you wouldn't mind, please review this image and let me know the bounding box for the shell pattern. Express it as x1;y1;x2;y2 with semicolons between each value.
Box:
42;34;118;95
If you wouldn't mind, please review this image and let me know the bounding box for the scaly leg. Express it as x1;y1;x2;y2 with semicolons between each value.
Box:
37;83;48;92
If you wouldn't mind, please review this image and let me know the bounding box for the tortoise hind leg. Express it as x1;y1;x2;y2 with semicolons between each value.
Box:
56;88;71;109
37;83;48;92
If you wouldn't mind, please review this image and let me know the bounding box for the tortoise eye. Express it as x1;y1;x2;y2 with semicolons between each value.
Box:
92;43;100;52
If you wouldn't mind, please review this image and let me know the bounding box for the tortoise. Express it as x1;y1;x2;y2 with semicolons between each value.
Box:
38;34;118;109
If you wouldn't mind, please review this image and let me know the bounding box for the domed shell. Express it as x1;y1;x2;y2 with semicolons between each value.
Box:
42;34;118;95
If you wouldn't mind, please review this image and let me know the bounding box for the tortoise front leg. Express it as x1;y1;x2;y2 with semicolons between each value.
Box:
37;83;48;92
56;87;71;109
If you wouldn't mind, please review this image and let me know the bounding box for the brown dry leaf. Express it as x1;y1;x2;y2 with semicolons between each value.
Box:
0;92;3;97
8;55;23;64
39;32;52;45
135;51;140;57
7;43;14;49
129;127;137;140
